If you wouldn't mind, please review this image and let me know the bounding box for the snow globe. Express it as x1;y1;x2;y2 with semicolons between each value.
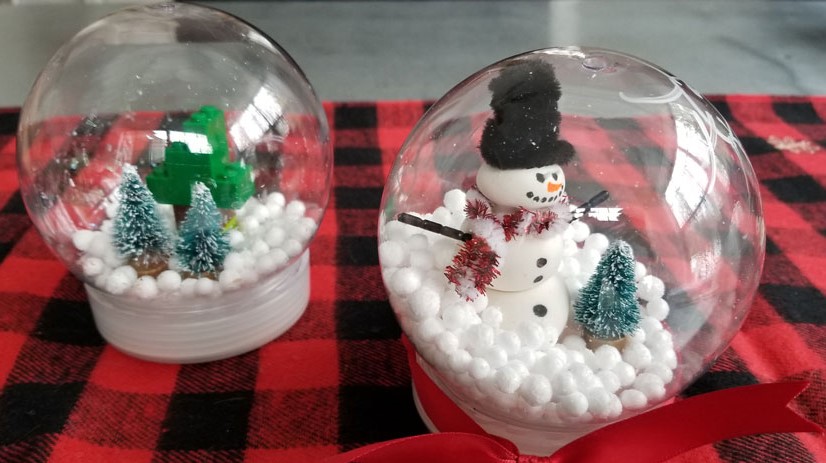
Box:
378;48;764;454
16;3;331;363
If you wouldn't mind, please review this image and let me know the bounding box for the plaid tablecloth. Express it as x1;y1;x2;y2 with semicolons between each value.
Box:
0;97;824;463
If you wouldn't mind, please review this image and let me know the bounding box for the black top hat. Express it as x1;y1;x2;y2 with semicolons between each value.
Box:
479;60;575;170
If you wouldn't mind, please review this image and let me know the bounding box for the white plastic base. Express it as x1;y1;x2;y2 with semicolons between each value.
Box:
411;354;600;456
86;250;310;363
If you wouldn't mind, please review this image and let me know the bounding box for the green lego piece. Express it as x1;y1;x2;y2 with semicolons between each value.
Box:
146;106;255;210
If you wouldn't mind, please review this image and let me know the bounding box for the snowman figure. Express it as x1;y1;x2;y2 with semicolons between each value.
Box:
446;60;575;336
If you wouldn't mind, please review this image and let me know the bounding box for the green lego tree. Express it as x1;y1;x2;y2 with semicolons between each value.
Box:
175;182;230;276
146;106;254;212
113;165;172;272
574;240;641;343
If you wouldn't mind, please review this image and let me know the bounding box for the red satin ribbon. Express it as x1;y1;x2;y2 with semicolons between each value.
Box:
323;337;821;463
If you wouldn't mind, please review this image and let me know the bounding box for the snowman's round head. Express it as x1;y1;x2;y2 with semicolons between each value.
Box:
477;162;567;209
477;60;574;209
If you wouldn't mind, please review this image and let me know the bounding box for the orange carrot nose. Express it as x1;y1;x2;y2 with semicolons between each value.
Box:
547;182;562;193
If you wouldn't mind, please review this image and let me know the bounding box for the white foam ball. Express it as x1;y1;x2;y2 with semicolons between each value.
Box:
562;335;587;351
570;221;590;243
443;189;466;213
132;276;158;299
226;229;244;250
634;373;666;401
179;278;198;297
638;275;665;301
562;239;579;257
518;321;545;350
436;331;460;353
586;387;612;418
106;268;135;295
432;239;459;269
377;241;405;268
646;298;670;321
559;392;589;417
265;227;286;248
566;350;585;365
630;328;647;344
442;303;474;330
620;389;648;410
251;240;270;257
612;362;637;387
72;230;96;252
622;342;653;369
514;350;538;368
409;250;434;270
571;363;598;389
218;268;244;291
417;318;444;341
267;202;284;217
560;257;581;277
647;329;674;351
223;252;244;271
553;371;577;395
195;278;215;296
520;375;553;406
640;316;664;335
464;324;495;353
448;350;472;373
266;192;286;207
255;253;280;275
608;394;623;418
81;257;104;277
408;287;441;321
653;348;678;370
497;331;522;356
408;233;429;250
253;204;271;222
596;370;621;393
594;345;622;371
291;217;317;241
480;306;503;328
469;358;491;379
102;247;125;269
644;363;674;384
283;239;304;257
495;365;524;394
583;233;610;254
470;293;488;312
243;217;261;235
537;347;567;377
383;220;409;241
483;346;508;369
285;200;306;218
634;262;647;281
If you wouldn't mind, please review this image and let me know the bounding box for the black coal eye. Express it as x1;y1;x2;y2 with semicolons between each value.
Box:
536;173;545;183
552;172;558;181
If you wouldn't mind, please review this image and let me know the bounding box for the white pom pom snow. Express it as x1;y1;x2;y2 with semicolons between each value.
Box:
432;239;459;269
464;324;495;353
417;318;444;341
559;392;588;417
553;371;577;396
586;387;612;418
640;316;664;335
255;252;280;275
390;268;422;296
583;233;610;254
132;276;158;299
612;361;637;387
622;342;653;369
383;220;409;241
570;363;598;390
629;328;647;344
86;232;110;258
152;270;180;293
518;321;545;349
653;348;678;370
267;202;284;217
634;372;666;401
100;220;113;235
562;239;579;257
596;370;621;393
637;275;665;301
483;346;508;369
634;261;647;282
469;358;491;379
81;257;104;277
408;233;429;251
497;331;522;356
72;230;96;252
646;298;670;321
520;375;552;406
562;335;587;351
495;365;524;394
285;200;306;218
242;217;260;235
594;345;622;371
179;278;197;297
431;207;452;226
227;229;245;249
251;240;270;257
283;239;303;258
620;389;648;410
266;192;286;207
560;257;581;277
264;227;286;248
223;252;245;271
106;266;137;295
408;287;441;321
644;363;674;383
578;249;602;272
253;204;271;223
570;221;590;243
472;308;497;330
195;278;215;296
436;331;460;353
443;189;466;213
537;348;567;377
218;268;244;291
409;250;434;270
448;350;472;373
647;329;673;351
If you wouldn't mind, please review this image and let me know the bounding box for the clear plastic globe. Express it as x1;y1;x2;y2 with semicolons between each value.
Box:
17;3;331;363
378;48;764;454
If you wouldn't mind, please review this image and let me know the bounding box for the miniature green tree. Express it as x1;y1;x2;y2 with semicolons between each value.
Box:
113;165;172;262
574;240;641;341
146;106;254;211
175;182;230;276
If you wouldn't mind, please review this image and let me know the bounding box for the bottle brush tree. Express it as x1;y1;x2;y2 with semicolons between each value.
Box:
175;182;230;276
113;165;172;267
574;240;641;342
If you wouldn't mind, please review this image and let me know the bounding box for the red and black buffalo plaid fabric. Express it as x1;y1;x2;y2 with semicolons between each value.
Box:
0;97;824;463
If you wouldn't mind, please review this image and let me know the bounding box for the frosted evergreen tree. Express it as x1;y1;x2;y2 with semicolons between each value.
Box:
113;165;172;260
574;240;641;340
175;182;230;275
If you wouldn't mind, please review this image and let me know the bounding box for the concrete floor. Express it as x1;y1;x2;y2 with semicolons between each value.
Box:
0;1;825;106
